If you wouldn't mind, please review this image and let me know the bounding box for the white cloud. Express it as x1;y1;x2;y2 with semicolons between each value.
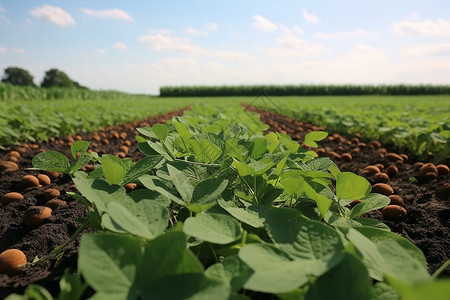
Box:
96;49;106;54
302;9;320;24
185;27;208;36
266;33;326;57
138;33;206;54
214;51;256;62
0;15;10;23
0;47;6;53
81;8;133;21
30;5;75;26
0;5;5;13
392;19;450;36
186;22;219;36
252;15;277;32
293;26;304;35
14;48;26;53
113;43;128;51
206;22;218;31
317;29;378;39
400;43;450;56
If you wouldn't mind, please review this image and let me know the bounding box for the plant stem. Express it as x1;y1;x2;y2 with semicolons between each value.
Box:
31;221;89;265
432;259;450;279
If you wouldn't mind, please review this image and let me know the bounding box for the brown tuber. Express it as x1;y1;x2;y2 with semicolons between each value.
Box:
19;175;40;188
419;163;438;178
382;205;407;220
0;161;19;173
372;172;390;183
45;199;67;209
1;192;24;206
24;206;52;227
372;183;394;196
386;165;399;177
0;249;27;276
43;188;60;200
36;174;51;186
388;195;405;206
436;164;449;176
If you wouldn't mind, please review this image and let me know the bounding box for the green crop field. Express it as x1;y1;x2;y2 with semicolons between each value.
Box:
0;96;192;149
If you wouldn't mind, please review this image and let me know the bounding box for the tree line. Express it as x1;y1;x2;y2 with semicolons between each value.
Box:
1;67;86;89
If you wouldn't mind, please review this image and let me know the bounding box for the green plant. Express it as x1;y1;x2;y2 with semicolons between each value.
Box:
12;101;450;299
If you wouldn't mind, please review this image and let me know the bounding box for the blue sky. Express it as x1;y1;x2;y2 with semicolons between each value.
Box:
0;0;449;94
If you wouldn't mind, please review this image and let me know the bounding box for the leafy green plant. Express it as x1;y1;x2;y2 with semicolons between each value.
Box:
17;101;450;299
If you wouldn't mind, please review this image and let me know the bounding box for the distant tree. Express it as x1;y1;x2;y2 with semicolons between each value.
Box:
41;68;77;88
1;67;36;87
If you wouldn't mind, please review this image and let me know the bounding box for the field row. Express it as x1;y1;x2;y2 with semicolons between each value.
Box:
160;84;450;97
1;94;449;161
247;95;450;161
0;83;141;101
0;97;190;149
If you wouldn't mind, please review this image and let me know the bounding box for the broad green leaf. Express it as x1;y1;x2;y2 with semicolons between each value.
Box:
186;178;229;213
152;123;168;141
32;151;70;172
353;227;427;265
173;121;192;139
218;199;265;228
167;164;194;202
386;275;450;300
303;180;332;217
73;178;126;215
107;200;169;239
336;172;371;200
239;243;317;293
265;132;279;153
183;212;243;244
143;273;230;300
249;137;268;159
347;228;430;284
137;127;157;139
139;231;204;285
120;155;164;185
349;193;390;219
372;282;400;300
100;156;126;185
70;140;90;160
303;131;328;148
305;253;372;300
232;160;255;177
225;139;247;161
188;139;222;163
265;207;344;260
78;233;143;294
205;255;254;292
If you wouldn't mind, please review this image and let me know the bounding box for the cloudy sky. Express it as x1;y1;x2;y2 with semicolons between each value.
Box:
0;0;449;94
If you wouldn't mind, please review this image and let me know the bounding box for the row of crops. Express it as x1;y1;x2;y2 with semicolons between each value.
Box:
1;91;449;161
248;95;450;161
160;84;450;97
0;97;191;149
11;101;448;299
0;83;142;101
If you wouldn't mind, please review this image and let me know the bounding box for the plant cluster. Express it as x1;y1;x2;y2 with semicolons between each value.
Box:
254;96;450;161
0;97;190;149
0;83;139;101
160;84;450;97
8;102;449;299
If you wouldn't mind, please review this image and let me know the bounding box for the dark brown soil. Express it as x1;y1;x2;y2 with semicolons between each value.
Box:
0;105;448;298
